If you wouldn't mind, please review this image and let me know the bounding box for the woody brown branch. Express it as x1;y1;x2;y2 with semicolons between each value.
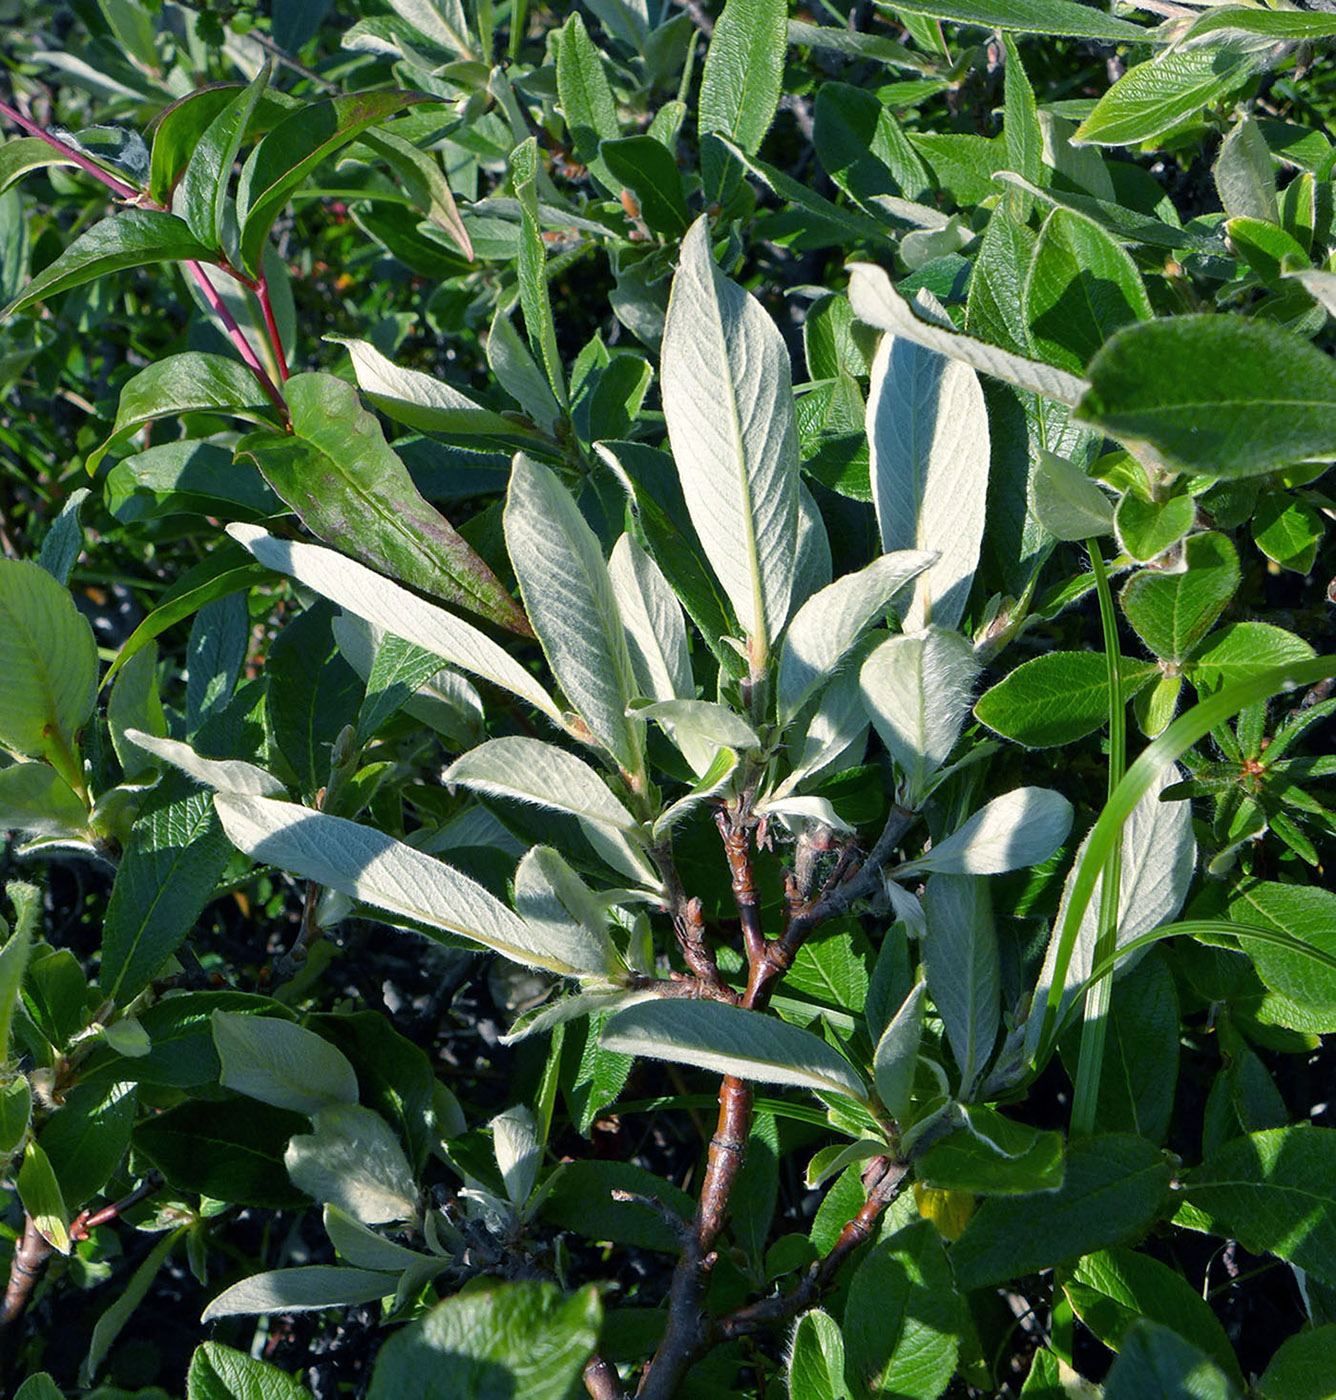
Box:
0;1214;54;1329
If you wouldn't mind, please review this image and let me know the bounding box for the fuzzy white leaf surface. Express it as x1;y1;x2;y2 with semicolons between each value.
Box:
607;534;692;704
122;729;286;797
213;1012;359;1117
491;1105;541;1209
848;262;1088;406
331;335;510;433
201;1267;398;1321
922;875;999;1098
286;1104;419;1224
213;793;605;977
505;456;644;774
1026;764;1196;1053
866;304;990;633
1029;451;1115;543
602;998;867;1102
859;629;979;806
756;794;853;836
226;524;560;725
633;698;759;769
778;551;936;724
445;736;639;831
792;481;833;612
897;787;1073;877
873;980;926;1121
513;845;624;982
661;216;798;660
777;663;869;797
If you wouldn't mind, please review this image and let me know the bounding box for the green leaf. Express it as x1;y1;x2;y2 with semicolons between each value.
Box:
542;1160;694;1252
873;981;925;1122
202;1266;400;1321
1187;622;1315;694
37;487;90;586
213;792;608;977
1257;1326;1336;1400
900;787;1073;877
510;140;567;410
885;0;1148;40
788;1309;851;1400
607;533;692;708
150;85;246;202
950;1134;1172;1291
214;1011;359;1116
1252;493;1324;575
1030;451;1114;542
1185;1128;1336;1287
922;876;998;1094
1120;532;1240;664
699;0;786;156
974;651;1159;748
134;1096;309;1208
504;456;643;775
177;67;270;248
227;525;559;723
843;1220;964;1400
358;125;471;261
1115;492;1196;563
1229;881;1336;1011
0;1077;31;1156
0;558;97;769
0;885;36;1062
602;998;868;1101
285;1103;418;1224
0;763;88;837
123;730;285;799
1074;48;1259;148
235;89;440;275
661;216;799;664
188;1342;315;1400
813;82;931;210
1064;1248;1245;1391
860;626;977;806
88;352;275;474
99;775;233;1004
17;1140;69;1254
0;138;79;195
1078;315;1336;480
82;1225;183;1385
2;209;218;318
235;373;529;635
38;1079;135;1208
555;13;620;194
1214;116;1276;225
1103;1322;1239;1400
1026;209;1151;374
601;136;689;237
366;1282;601;1400
916;1105;1065;1194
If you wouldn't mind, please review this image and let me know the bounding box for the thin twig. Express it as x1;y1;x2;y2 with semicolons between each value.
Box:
0;1215;54;1328
247;29;340;93
652;842;728;997
69;1170;165;1242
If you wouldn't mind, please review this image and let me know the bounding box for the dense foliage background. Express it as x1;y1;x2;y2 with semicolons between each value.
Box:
1;1;1335;1397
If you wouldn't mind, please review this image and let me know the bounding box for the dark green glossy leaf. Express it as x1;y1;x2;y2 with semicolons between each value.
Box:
950;1134;1172;1290
188;1342;315;1400
236;89;440;275
1114;492;1196;563
99;774;233;1004
973;652;1159;748
1078;316;1336;480
178;67;271;249
37;1079;136;1208
134;1096;309;1208
148;84;246;205
2;210;217;318
601;136;689;237
1252;493;1324;574
916;1105;1065;1195
89;352;275;473
1102;1322;1239;1400
236;373;530;634
366;1282;601;1400
542;1160;694;1252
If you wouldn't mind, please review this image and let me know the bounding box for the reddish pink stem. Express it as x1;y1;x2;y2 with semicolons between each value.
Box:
0;97;139;201
184;260;287;417
255;275;290;382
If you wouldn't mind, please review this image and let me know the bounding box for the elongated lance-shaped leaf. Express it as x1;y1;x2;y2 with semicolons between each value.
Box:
873;980;926;1122
661;217;799;666
235;89;440;275
213;793;615;979
779;551;935;725
866;296;990;632
896;787;1073;877
2;209;219;319
236;373;530;635
357;125;472;260
699;0;786;156
1025;763;1194;1059
607;533;692;706
860;628;978;807
330;335;533;438
510;139;568;409
123;729;287;798
602;998;867;1102
88;352;275;474
177;64;270;250
513;847;625;983
226;524;560;725
202;1266;400;1322
887;0;1149;40
923;875;999;1098
504;456;645;777
445;737;640;832
848;262;1088;406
